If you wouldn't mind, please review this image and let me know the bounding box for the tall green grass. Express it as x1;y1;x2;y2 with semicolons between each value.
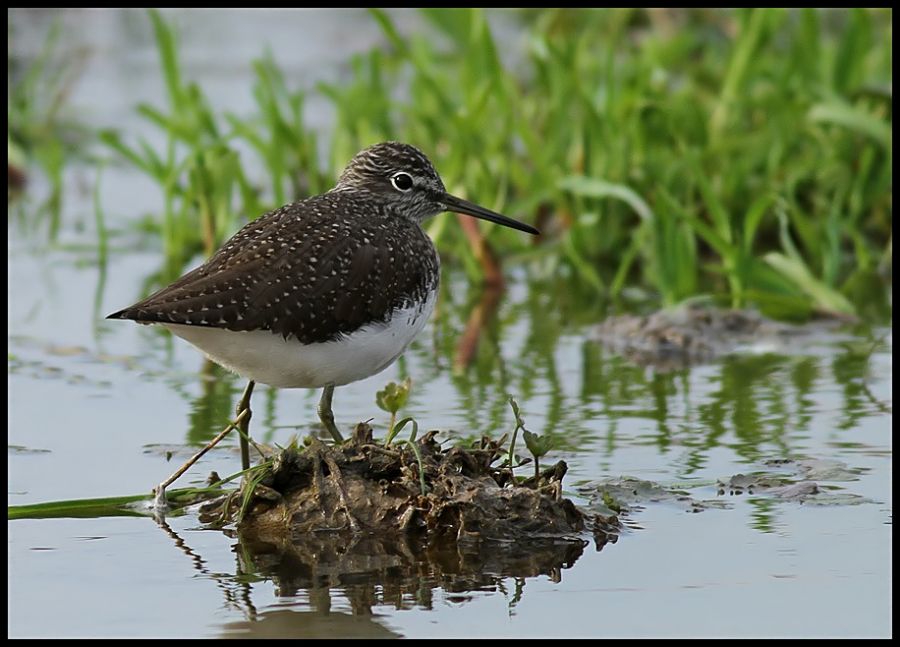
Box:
99;10;323;281
98;8;892;319
8;20;89;238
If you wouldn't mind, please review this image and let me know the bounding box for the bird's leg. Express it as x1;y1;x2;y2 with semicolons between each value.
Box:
235;380;255;471
317;383;344;443
153;405;251;511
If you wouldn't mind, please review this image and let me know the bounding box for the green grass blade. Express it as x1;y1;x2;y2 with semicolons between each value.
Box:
369;8;409;55
559;176;653;222
764;251;856;315
148;9;185;112
711;8;774;136
808;101;892;150
93;164;108;267
9;494;150;520
8;486;228;520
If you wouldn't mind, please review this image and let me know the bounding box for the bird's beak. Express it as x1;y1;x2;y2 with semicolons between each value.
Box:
441;193;540;235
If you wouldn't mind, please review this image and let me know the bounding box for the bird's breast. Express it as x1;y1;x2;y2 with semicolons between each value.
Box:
160;286;438;388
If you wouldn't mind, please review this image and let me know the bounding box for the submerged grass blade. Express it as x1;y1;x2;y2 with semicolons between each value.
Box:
8;495;149;520
7;486;227;521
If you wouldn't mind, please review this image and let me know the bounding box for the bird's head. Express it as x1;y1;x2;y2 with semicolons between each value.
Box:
332;141;538;235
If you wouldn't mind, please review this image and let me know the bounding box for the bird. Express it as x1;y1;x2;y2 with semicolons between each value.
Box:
107;141;539;508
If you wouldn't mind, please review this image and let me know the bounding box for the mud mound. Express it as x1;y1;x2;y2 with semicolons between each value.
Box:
200;424;609;547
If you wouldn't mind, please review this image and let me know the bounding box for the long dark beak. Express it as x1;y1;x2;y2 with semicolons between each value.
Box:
441;193;540;235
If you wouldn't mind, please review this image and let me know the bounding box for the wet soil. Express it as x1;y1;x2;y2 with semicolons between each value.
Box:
200;423;617;552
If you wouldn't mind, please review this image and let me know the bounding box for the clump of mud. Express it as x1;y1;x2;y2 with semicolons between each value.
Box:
591;302;850;368
200;424;613;548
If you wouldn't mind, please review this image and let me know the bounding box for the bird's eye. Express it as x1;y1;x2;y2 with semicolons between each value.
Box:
390;172;414;192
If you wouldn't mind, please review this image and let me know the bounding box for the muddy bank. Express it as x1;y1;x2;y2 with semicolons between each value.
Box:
200;423;616;551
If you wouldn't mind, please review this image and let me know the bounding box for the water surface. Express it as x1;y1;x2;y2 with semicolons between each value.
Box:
8;9;892;639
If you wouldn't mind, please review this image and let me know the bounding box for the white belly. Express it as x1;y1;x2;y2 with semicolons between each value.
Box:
160;291;437;388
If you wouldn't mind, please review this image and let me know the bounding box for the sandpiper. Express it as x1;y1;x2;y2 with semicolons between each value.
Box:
108;141;538;506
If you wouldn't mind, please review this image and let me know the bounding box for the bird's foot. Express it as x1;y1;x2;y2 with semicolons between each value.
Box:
152;483;170;513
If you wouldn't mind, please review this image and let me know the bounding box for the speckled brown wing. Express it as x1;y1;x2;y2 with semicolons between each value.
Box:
107;192;440;345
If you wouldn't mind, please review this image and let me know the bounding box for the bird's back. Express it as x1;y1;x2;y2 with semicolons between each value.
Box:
108;192;440;345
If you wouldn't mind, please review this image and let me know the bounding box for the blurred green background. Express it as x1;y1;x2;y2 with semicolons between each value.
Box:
9;8;893;321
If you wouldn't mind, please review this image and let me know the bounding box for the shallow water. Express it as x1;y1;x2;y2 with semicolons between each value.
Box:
8;9;893;639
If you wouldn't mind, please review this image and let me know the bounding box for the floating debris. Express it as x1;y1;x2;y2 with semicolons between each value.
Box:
578;456;872;516
591;303;850;368
578;477;731;517
7;444;52;455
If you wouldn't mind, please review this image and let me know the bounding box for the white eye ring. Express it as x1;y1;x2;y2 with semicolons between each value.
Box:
390;172;414;192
